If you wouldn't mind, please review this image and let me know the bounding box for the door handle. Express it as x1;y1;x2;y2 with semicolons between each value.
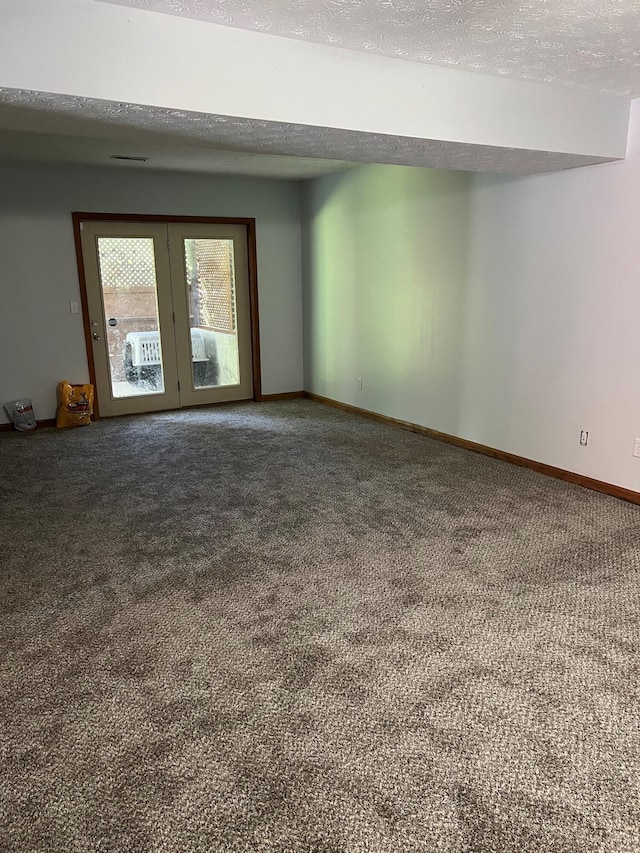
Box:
93;332;102;340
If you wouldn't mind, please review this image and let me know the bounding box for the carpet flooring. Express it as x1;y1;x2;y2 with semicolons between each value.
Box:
1;399;639;852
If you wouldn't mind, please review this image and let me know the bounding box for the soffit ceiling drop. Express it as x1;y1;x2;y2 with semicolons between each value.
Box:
0;2;630;179
97;0;640;96
0;89;611;177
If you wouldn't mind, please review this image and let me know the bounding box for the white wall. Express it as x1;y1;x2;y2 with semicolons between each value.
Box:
303;100;640;493
0;162;303;422
462;101;640;491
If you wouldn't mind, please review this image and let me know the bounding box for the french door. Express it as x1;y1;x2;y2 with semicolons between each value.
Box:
78;219;254;417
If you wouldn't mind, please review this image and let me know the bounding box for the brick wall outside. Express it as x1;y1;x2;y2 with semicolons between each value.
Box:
102;288;158;381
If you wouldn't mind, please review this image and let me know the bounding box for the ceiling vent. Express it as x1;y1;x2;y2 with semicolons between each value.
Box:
110;154;149;162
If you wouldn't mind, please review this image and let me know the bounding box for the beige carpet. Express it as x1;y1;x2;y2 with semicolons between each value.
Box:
1;400;639;852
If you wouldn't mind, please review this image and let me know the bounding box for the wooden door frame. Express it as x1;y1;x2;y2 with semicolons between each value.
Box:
72;212;262;419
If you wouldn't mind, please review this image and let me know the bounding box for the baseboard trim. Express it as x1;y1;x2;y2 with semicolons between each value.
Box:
0;418;56;432
303;392;640;506
257;391;304;402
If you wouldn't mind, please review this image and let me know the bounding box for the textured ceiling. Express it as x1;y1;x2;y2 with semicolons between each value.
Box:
0;89;612;177
0;91;358;179
0;129;358;179
97;0;640;96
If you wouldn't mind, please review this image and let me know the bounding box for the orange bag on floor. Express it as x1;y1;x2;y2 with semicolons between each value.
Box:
56;382;94;428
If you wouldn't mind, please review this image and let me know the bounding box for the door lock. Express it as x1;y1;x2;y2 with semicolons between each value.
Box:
92;332;101;340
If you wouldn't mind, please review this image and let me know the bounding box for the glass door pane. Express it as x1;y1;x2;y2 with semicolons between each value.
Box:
96;237;166;398
182;238;241;390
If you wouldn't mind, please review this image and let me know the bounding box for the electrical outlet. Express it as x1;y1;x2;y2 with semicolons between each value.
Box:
356;377;363;390
633;439;640;458
580;430;588;447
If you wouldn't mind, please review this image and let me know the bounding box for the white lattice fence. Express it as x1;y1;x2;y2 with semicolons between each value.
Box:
97;238;157;288
192;240;236;332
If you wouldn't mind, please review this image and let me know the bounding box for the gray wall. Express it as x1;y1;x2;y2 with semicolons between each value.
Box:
0;162;303;422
